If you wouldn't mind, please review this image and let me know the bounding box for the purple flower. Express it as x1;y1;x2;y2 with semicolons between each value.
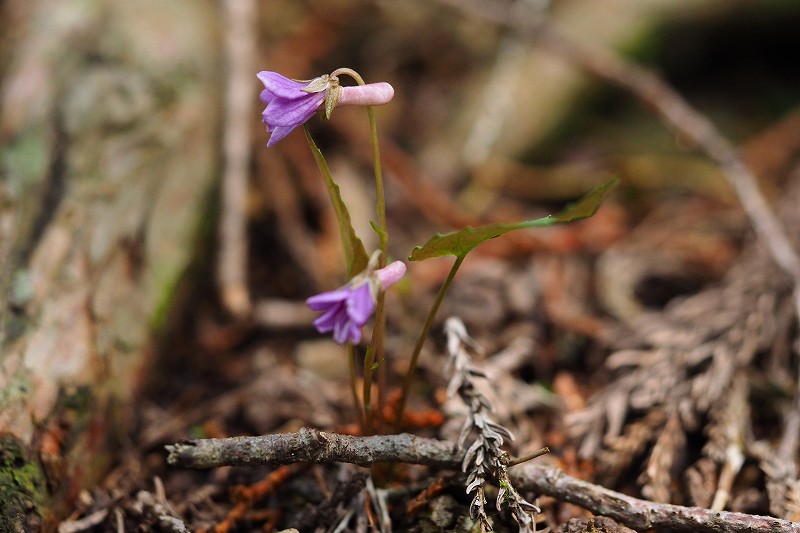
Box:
258;71;395;146
306;260;406;344
258;72;326;147
306;283;376;344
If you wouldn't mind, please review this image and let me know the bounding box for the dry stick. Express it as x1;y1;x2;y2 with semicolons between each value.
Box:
511;465;800;533
436;0;800;284
217;0;256;316
166;429;800;533
166;428;459;469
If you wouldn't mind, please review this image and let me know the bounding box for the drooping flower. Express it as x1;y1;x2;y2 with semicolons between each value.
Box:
258;71;394;146
306;260;406;344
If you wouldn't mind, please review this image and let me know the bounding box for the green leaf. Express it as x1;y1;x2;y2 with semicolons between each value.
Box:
369;220;388;246
304;126;369;276
409;177;619;261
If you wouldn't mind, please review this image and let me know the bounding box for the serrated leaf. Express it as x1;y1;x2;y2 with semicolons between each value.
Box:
304;126;369;276
409;177;619;261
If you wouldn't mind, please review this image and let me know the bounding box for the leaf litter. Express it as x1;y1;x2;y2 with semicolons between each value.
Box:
55;2;800;531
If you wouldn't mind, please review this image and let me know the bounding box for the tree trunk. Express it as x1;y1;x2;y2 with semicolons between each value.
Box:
0;1;220;530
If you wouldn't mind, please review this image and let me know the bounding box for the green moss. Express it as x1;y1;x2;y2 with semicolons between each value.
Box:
0;436;47;532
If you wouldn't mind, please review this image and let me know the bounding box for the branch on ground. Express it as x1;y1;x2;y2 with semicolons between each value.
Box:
167;429;800;533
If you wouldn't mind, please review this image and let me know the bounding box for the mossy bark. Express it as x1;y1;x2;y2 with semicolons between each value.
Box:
0;0;221;529
0;436;47;533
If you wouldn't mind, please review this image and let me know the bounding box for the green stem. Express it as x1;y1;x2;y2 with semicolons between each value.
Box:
395;255;465;427
366;104;388;430
348;342;365;430
362;292;386;434
362;347;373;434
332;68;389;431
329;68;387;260
367;104;388;256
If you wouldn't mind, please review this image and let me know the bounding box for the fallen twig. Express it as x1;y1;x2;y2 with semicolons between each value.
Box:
512;463;799;533
167;429;800;533
166;428;459;469
57;509;109;533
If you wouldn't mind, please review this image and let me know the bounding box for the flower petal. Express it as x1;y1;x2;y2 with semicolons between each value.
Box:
313;305;343;333
266;125;296;147
257;71;310;100
263;92;324;128
306;288;350;310
260;88;274;105
346;284;375;325
333;318;361;344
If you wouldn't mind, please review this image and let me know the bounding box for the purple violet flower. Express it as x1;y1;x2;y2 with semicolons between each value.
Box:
258;72;326;147
306;260;406;344
258;71;394;146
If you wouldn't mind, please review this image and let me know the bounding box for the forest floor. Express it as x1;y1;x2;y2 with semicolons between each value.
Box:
54;2;800;532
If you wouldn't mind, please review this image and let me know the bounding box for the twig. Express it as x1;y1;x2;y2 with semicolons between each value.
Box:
512;465;800;533
166;427;459;469
434;0;800;283
217;0;256;316
130;490;190;533
167;429;800;533
508;447;550;467
57;509;109;533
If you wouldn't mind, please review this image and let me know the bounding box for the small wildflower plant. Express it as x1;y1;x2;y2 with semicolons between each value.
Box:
257;65;616;530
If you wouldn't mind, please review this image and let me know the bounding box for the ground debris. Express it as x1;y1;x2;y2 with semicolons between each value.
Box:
569;172;800;510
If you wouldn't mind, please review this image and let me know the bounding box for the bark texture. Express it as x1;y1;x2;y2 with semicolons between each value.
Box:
0;1;220;529
168;429;800;533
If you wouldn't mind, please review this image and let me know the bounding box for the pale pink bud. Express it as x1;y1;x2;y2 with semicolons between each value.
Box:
375;260;406;289
338;82;395;108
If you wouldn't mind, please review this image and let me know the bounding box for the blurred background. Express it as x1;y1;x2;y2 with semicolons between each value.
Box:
2;0;800;530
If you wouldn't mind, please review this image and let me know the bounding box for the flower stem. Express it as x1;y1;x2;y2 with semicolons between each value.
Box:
367;103;388;257
348;342;365;430
333;70;388;245
333;68;390;431
365;104;389;430
362;292;386;434
395;255;465;428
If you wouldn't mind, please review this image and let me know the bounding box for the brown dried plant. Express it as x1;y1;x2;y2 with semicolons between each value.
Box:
444;317;540;532
569;173;800;510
